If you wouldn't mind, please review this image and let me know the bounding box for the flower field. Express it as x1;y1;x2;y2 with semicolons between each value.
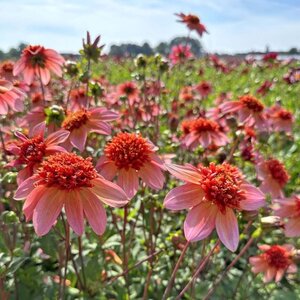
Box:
1;14;300;300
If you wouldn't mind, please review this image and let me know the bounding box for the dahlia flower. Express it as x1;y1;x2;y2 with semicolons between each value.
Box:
180;118;228;150
7;129;69;183
0;79;25;114
14;152;129;236
175;13;208;36
164;162;265;252
220;95;267;130
61;108;118;151
249;244;297;282
169;45;193;65
267;105;294;133
97;132;165;198
13;45;65;85
274;195;300;237
256;158;289;198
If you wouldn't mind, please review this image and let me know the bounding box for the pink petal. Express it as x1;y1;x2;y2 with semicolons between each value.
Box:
14;176;38;200
90;178;129;207
17;166;33;184
263;267;276;283
32;188;64;236
216;208;239;252
184;202;218;242
46;129;70;146
70;127;87;152
39;68;51;85
138;162;164;190
98;161;118;181
164;183;204;210
117;168;139;199
23;186;46;221
239;184;265;211
165;163;201;184
285;218;300;237
275;269;285;282
65;190;84;235
81;189;107;235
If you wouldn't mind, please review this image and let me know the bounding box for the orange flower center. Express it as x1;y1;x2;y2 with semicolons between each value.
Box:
37;153;98;190
71;88;86;100
199;163;246;213
181;120;193;135
240;95;264;112
1;62;14;72
191;118;219;133
264;246;290;269
19;135;46;165
266;159;289;187
62;110;90;131
105;133;151;170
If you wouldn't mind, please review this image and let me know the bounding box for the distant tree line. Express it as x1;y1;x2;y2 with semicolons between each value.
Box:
109;37;204;57
0;43;28;60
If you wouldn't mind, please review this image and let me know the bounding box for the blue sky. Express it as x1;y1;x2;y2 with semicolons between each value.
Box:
0;0;299;54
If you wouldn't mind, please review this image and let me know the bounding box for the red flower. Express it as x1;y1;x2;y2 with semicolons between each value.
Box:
14;152;129;236
175;13;208;36
13;45;65;85
250;244;296;282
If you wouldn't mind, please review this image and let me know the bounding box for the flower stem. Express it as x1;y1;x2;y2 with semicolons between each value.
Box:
175;240;220;300
162;241;190;300
61;215;70;300
122;204;130;298
0;128;8;162
38;68;46;106
78;236;87;289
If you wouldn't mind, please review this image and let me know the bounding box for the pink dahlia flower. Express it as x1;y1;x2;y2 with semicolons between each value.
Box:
13;45;65;85
267;105;294;134
164;162;265;252
249;244;297;282
169;45;193;65
0;79;25;114
14;152;129;236
7;129;69;183
96;132;165;198
220;95;267;130
256;158;289;198
180;118;228;150
274;195;300;237
61;108;118;151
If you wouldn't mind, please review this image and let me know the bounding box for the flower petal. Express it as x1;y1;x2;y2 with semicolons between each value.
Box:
32;188;64;236
117;168;139;199
166;163;201;184
138;163;164;190
14;176;38;200
285;218;300;237
46;129;70;146
216;208;239;252
164;183;204;210
184;202;218;242
90;178;129;207
65;190;84;235
240;184;265;211
81;189;107;235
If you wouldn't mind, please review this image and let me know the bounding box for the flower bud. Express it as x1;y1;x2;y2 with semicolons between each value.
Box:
2;211;19;224
134;54;147;68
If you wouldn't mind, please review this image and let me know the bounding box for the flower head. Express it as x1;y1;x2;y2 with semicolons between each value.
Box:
0;79;25;114
14;152;129;236
256;158;289;198
7;129;69;183
97;132;165;198
249;244;296;282
169;45;193;65
61;107;118;151
220;95;267;130
274;195;300;237
13;45;65;85
164;162;265;251
267;105;294;133
180;118;228;150
175;13;208;36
